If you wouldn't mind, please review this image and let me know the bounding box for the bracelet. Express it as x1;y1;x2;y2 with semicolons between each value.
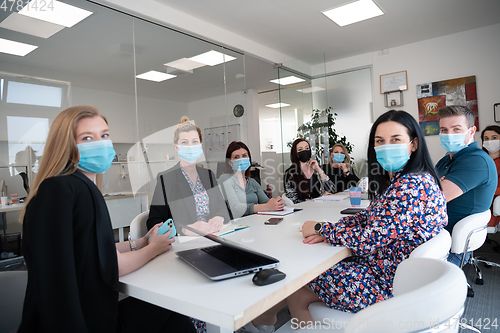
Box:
317;170;325;176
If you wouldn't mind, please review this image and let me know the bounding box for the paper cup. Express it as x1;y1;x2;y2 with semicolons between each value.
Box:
349;187;362;207
1;196;8;205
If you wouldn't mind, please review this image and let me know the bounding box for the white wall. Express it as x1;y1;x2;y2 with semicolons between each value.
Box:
72;86;188;143
322;23;500;163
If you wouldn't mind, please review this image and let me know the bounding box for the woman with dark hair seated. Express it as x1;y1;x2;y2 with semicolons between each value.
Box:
283;138;335;204
218;141;284;218
287;110;448;323
481;125;500;228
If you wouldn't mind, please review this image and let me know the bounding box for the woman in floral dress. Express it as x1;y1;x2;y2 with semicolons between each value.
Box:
290;110;448;323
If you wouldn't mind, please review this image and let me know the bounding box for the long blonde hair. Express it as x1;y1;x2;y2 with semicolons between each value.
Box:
20;105;107;222
173;116;202;144
328;143;351;168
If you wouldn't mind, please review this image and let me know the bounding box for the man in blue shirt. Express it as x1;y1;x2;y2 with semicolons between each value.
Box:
435;105;497;266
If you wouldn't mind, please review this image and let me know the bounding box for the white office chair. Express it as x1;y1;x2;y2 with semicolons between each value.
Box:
0;271;28;333
409;229;451;260
129;210;150;239
476;196;500;269
281;192;294;206
277;258;467;333
450;209;490;297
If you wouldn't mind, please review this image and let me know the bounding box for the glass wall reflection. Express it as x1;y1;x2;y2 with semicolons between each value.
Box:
0;0;250;241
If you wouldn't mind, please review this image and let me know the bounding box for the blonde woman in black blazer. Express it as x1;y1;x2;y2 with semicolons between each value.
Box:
19;106;194;333
147;116;230;236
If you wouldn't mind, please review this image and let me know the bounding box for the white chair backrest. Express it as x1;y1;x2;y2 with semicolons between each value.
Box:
129;210;150;239
345;258;466;333
409;230;451;260
0;271;28;333
281;192;294;206
493;196;500;217
450;210;490;254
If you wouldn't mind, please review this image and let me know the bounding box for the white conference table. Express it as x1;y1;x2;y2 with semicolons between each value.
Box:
119;197;366;332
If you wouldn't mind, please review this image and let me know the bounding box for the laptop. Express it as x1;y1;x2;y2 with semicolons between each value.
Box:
175;226;279;281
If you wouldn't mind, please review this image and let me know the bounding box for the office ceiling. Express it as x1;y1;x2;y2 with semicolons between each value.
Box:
1;0;499;103
155;0;500;65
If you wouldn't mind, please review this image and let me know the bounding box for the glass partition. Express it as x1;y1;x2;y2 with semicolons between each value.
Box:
258;56;372;196
0;0;250;244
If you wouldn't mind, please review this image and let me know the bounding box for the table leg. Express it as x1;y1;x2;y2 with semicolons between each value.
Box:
206;323;233;333
119;227;124;242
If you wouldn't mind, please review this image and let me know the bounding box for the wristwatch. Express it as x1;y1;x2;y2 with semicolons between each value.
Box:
128;232;137;251
314;222;325;235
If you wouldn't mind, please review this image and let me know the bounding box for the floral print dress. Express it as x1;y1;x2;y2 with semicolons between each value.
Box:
309;171;447;313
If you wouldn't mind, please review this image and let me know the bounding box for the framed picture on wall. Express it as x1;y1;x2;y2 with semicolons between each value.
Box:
380;70;408;94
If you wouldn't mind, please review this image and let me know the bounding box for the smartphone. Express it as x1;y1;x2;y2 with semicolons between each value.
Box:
264;218;283;225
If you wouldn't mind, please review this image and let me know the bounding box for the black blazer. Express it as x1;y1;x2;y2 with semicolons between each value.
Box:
147;163;230;232
19;170;118;333
321;164;360;193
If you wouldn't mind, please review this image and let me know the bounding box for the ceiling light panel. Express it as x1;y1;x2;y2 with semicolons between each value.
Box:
270;76;306;85
322;0;384;27
136;71;176;82
189;50;236;66
19;0;93;28
297;86;326;93
0;38;38;56
0;13;65;38
265;103;290;109
164;58;206;71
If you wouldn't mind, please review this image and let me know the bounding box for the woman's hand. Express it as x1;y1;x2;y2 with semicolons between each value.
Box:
307;159;322;173
301;220;317;238
184;221;213;236
207;216;224;233
303;234;327;244
266;197;285;211
147;224;175;256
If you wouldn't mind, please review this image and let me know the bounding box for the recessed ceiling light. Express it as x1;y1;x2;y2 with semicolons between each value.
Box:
270;76;306;85
136;71;176;82
19;0;92;28
0;38;37;56
164;58;206;71
189;50;236;66
322;0;384;27
297;86;326;93
265;103;290;109
0;13;65;38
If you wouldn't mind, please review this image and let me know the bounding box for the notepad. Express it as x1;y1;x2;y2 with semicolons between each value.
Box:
257;207;295;216
213;224;250;236
313;192;349;201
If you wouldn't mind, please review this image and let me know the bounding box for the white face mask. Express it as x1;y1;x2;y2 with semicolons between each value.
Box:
483;140;500;153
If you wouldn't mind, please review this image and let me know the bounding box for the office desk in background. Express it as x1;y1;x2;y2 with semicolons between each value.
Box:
0;203;25;262
120;199;359;332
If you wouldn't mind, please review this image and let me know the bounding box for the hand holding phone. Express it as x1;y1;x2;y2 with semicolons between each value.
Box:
264;217;283;225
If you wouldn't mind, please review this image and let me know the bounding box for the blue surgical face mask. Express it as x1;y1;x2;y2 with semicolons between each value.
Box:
232;157;251;173
439;130;469;153
333;153;345;163
374;142;412;173
77;140;116;174
177;144;203;163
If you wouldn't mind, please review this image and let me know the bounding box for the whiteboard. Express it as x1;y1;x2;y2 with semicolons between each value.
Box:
204;124;240;162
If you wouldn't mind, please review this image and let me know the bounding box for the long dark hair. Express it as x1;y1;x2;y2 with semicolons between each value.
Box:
225;141;252;177
367;110;441;199
287;138;310;201
481;125;500;154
